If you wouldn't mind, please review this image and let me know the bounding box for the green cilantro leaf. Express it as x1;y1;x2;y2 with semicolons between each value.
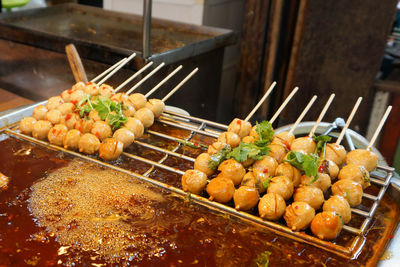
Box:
176;140;208;150
227;142;270;163
107;112;128;130
345;188;351;203
313;135;332;158
255;121;275;143
208;144;231;170
285;151;320;178
255;250;271;267
262;177;272;189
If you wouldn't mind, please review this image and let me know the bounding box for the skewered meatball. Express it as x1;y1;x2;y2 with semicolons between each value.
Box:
60;89;74;102
272;131;295;149
208;142;225;155
46;96;64;110
181;169;208;194
194;153;215;176
268;143;287;164
134;107;154;128
78;133;100;154
32;120;52;140
69;90;86;104
84;82;99;96
258;193;286;221
338;163;370;189
0;172;9;191
72;81;86;91
99;84;114;97
275;162;301;187
124;117;144;138
234;186;259;211
253;156;278;178
323;195;351;224
300;173;331;192
241;172;265;194
346;149;378;172
63;129;81;150
284;202;315;231
242;135;255;144
129;93;147;110
291;136;316;154
91;121;113;141
217;132;240;148
293;186;324;210
46;109;63;125
48;124;68;146
111;92;129;103
33;105;48;120
88;110;102;122
217;159;246;185
227;118;252;138
319;159;339;179
331;179;363;207
19;117;37;136
311;212;343;240
99;138;124;161
206;177;235;203
56;102;75;115
113;128;135;148
267;176;294;200
146;99;165;118
325;143;346;166
61;113;80;130
122;101;136;117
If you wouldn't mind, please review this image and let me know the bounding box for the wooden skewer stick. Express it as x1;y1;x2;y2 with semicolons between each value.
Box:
90;58;126;83
126;62;166;95
269;87;299;124
308;93;335;136
65;44;88;83
114;61;154;93
244;81;277;122
162;68;199;102
98;53;136;86
335;97;362;145
145;65;183;98
366;105;392;150
288;95;318;135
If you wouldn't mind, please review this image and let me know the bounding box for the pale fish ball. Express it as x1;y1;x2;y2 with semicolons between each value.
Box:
206;177;235;203
325;143;347;167
128;93;147;110
46;96;64;110
241;172;265;194
84;82;99;96
99;84;114;97
291;136;316;154
268;143;287;164
122;101;136;117
331;179;363;207
258;192;286;221
217;159;246;185
99;138;124;161
134;107;154;128
293;185;324;210
19;117;37;136
345;149;379;172
194;153;215;176
208;142;226;155
78;133;100;155
124;117;144;138
63;129;81;150
275;162;301;187
338;163;370;189
111;93;129;103
57;102;75;115
267;176;294;201
181;169;208;195
48;124;68;146
233;186;260;211
89;110;102;122
319;159;339;179
75;118;95;134
69;90;86;105
253;156;278;178
323;195;351;224
32;120;52;140
91;121;113;141
217;132;241;148
227;118;252;138
272;131;295;148
61;113;80;130
311;212;343;240
300;173;331;193
113;128;135;148
46;109;63;125
145;99;165;118
60;89;74;102
72;81;86;91
33;105;48;120
284;201;315;231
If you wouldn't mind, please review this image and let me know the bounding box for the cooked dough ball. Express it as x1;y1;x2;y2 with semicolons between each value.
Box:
253;156;278;178
346;149;379;172
146;99;165;118
111;93;129;103
272;131;295;149
319;159;339;179
300;173;331;193
267;176;294;200
206;177;235;203
113;128;135;148
181;169;208;194
338;163;370;189
275;162;301;187
57;102;75;115
293;186;324;210
194;153;215;176
242;135;256;144
241;172;265;194
75;118;95;133
99;138;124;161
331;179;363;207
325;143;347;166
129;93;147;110
227;118;252;138
84;82;99;96
89;110;102;121
311;212;343;240
63;129;81;150
124;117;144;138
72;81;86;91
134;107;154;128
208;142;225;155
323;195;351;224
217;132;240;148
32;120;52;140
69;90;86;104
48;124;68;146
78;133;100;155
268;143;287;164
122;101;136;117
258;193;286;221
46;96;64;110
60;89;74;102
46;109;62;125
291;136;316;154
217;159;246;185
99;84;114;97
234;186;259;211
33;105;48;120
284;202;315;231
91;121;113;141
20;117;37;136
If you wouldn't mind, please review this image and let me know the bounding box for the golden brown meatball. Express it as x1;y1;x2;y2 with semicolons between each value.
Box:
346;149;379;172
291;136;316;154
128;93;147;110
110;92;129;103
194;153;215;176
207;142;225;155
124;117;144;138
60;89;74;102
293;186;324;210
145;99;165;118
242;135;256;144
57;102;75;115
33;105;48;120
258;193;286;221
284;202;315;231
72;81;86;91
84;82;100;96
122;101;136;117
311;211;343;240
99;138;124;161
217;132;241;148
319;159;339;179
275;162;301;187
227;118;252;138
134;107;154;128
48;124;68;146
46;96;64;110
253;156;278;178
300;173;331;193
331;179;363;207
89;110;102;121
99;84;114;97
69;90;86;105
63;129;81;150
217;159;246;185
32;120;52;140
241;172;265;194
338;163;370;189
267;176;294;200
78;133;100;155
181;169;208;194
268;143;287;164
113;128;135;148
234;186;259;211
325;143;347;167
46;109;63;125
323;195;351;224
19;117;37;136
91;121;112;141
272;131;295;149
206;177;235;203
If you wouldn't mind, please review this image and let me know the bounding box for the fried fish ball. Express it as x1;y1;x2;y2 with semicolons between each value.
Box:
258;193;286;221
331;179;363;207
208;142;225;155
145;99;165;118
48;124;68;146
267;176;294;200
291;136;316;154
268;143;287;164
325;143;347;167
275;162;301;187
91;121;112;141
19;117;37;136
99;138;124;161
32;120;52;140
338;163;370;189
84;82;99;96
346;149;379;172
272;131;295;149
323;195;351;224
242;135;256;144
293;186;324;210
217;132;240;148
194;153;215;176
217;159;246;185
227;118;252;138
46;109;63;125
181;169;208;194
63;129;81;150
319;159;339;179
129;93;147;110
311;212;343;240
46;96;64;110
60;89;74;102
241;172;265;194
72;81;86;91
206;177;235;203
300;173;331;193
113;127;135;148
124;117;144;138
234;186;259;211
78;133;100;154
75;118;95;134
134;107;154;128
99;84;114;97
122;101;136;117
33;105;48;120
284;202;315;231
111;92;129;103
57;102;75;115
70;90;86;105
87;110;101;122
253;156;278;178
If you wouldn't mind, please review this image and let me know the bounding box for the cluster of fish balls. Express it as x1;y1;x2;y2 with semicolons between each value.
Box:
182;118;379;240
19;81;166;161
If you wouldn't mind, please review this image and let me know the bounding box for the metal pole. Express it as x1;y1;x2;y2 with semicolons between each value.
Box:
142;0;152;58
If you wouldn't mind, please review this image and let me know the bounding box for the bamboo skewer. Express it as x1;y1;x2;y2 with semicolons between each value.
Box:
162;68;199;102
288;95;318;135
366;105;392;150
114;61;154;93
98;53;136;86
90;58;126;83
308;93;335;136
126;62;166;95
145;65;183;98
335;97;363;145
244;81;277;122
269;87;299;124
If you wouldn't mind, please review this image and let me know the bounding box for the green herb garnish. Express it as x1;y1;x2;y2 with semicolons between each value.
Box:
262;177;272;189
208;144;231;170
255;121;275;143
227;142;270;163
285;151;320;178
176;140;208;150
335;212;344;225
345;188;351;203
313;135;332;158
255;250;271;267
361;168;370;185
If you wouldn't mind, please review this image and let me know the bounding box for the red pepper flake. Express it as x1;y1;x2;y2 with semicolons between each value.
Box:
389;234;395;239
283;140;291;150
95;132;100;139
86;82;93;85
237;120;242;125
8;214;14;221
68;89;73;94
52;129;56;134
294;205;298;209
318;165;326;173
193;141;199;147
65;113;73;120
263;168;268;173
70;100;78;105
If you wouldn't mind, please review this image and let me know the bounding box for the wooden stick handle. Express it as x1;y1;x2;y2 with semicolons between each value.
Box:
269;87;298;124
65;44;88;83
288;95;317;135
162;68;199;102
98;52;136;86
126;62;165;95
244;81;277;122
335;97;362;145
114;61;154;93
145;65;183;98
308;93;335;136
367;105;392;150
91;58;126;83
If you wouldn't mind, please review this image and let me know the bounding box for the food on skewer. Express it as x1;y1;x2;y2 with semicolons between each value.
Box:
99;138;124;161
99;84;114;97
275;162;301;187
33;105;48;120
331;179;363;207
206;176;235;203
57;102;75;115
194;153;215;176
134;107;154;128
300;173;331;193
318;159;339;179
19;117;37;135
32;120;52;140
293;186;324;210
84;82;100;96
208;142;225;155
63;129;81;150
46;109;63;125
75;118;95;134
182;169;208;194
266;176;294;201
323;195;351;224
310;211;343;240
69;89;86;104
345;149;379;172
290;136;316;154
272;131;295;149
252;156;278;179
217;159;246;186
325;143;347;166
145;99;165;118
113;128;135;148
79;133;101;155
227;118;252;138
217;132;241;148
48;124;68;146
258;193;286;220
284;202;315;231
129;93;147;110
124;117;144;138
233;186;259;211
91;121;113;141
267;143;287;164
46;96;64;110
338;163;370;189
241;172;265;194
